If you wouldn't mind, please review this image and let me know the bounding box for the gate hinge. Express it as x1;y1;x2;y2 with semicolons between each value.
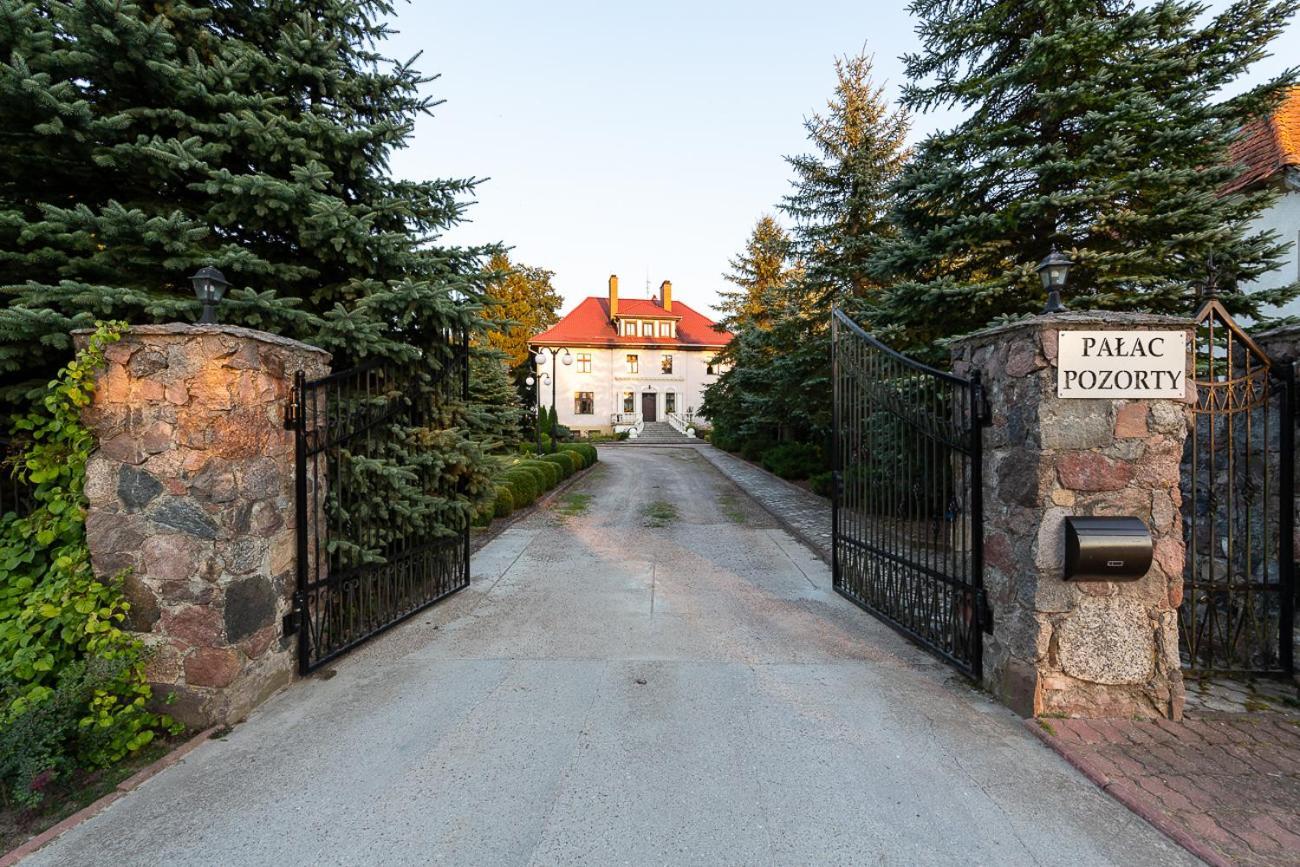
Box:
284;392;301;430
282;594;303;637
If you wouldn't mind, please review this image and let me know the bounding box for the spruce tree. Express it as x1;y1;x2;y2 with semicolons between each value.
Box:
0;1;491;394
783;53;910;307
706;53;910;451
466;352;523;453
873;0;1300;356
0;1;497;536
705;216;802;446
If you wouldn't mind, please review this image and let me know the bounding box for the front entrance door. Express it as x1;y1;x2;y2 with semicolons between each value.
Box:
642;392;657;422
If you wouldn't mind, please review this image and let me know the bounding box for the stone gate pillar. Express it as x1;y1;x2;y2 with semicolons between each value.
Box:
951;312;1193;719
77;324;330;728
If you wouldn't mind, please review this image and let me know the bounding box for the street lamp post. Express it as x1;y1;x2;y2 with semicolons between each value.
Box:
189;266;230;324
526;373;548;454
532;347;572;454
1037;247;1074;314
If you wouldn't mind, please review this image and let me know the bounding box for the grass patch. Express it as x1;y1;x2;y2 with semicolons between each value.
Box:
643;500;678;528
555;492;592;518
718;493;747;525
1036;719;1057;736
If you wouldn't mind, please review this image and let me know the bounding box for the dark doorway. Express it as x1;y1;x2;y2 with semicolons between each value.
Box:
642;392;657;422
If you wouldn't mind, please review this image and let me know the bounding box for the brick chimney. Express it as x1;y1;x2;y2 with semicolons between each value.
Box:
609;274;619;320
660;280;672;312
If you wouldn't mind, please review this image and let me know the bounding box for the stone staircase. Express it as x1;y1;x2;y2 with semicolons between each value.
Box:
630;421;694;444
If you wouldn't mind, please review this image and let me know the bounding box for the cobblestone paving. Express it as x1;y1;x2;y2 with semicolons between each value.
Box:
694;445;833;562
1033;712;1300;866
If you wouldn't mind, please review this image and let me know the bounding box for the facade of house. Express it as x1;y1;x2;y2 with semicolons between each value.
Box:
1231;87;1299;317
530;276;732;436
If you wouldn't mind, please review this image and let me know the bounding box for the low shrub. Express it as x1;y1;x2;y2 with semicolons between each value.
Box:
502;470;539;506
519;459;560;489
494;487;515;518
760;442;825;480
519;464;550;491
809;471;833;497
540;453;575;479
560;442;597;466
470;505;493;528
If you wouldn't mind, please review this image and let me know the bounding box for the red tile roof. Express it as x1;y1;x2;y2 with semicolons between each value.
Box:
1224;87;1300;194
533;297;732;348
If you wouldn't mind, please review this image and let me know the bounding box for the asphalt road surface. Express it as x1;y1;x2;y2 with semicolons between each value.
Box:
25;446;1194;866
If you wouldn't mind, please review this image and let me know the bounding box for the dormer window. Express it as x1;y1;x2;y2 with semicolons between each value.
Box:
642;321;654;337
659;322;672;337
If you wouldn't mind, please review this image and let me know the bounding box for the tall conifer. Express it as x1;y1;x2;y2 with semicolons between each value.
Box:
0;1;490;395
873;0;1300;355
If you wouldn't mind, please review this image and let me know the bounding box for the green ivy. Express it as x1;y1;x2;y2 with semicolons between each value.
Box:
0;321;177;805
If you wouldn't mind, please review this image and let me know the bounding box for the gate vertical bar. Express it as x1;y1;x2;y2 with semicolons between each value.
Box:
1279;363;1295;674
291;369;310;675
831;310;841;590
969;369;986;681
461;328;472;588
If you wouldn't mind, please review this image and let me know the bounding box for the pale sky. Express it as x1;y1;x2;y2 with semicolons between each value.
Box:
383;1;1299;317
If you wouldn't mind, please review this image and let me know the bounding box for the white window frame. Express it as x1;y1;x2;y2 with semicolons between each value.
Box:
626;353;638;374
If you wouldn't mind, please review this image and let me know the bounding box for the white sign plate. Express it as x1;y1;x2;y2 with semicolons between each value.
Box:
1057;331;1185;399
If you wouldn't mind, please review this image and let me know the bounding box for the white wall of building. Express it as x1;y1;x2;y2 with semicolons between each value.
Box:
1243;187;1300;318
532;345;721;434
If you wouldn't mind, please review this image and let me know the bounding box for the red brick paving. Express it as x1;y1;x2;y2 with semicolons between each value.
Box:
1030;712;1300;866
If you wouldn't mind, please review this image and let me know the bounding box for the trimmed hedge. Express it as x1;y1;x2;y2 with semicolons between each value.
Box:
511;462;550;491
559;442;597;466
540;452;575;479
494;486;515;518
519;459;561;488
501;469;539;506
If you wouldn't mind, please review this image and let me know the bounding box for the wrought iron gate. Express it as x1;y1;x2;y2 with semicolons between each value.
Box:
1182;299;1294;674
287;340;471;673
831;310;988;678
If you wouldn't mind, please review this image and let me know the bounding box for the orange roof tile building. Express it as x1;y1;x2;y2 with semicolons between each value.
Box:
1230;88;1300;314
530;276;731;436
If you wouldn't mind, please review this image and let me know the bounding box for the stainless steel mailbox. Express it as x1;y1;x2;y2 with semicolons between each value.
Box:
1063;516;1153;581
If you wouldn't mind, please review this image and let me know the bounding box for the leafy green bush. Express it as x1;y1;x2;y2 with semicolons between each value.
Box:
519;459;560;488
0;323;178;807
493;487;515;519
502;471;538;507
810;471;833;497
539;453;574;480
759;442;825;480
511;462;551;492
566;442;598;466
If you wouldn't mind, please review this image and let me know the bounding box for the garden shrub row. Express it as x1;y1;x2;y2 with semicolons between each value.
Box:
477;444;600;529
711;425;830;495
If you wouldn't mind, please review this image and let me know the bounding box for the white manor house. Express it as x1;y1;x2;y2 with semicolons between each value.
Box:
531;275;732;437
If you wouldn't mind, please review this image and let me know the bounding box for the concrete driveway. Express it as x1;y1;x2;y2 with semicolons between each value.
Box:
25;447;1193;866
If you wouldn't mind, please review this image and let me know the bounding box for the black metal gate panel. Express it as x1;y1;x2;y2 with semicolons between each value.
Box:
1182;299;1294;674
831;309;987;678
288;341;471;673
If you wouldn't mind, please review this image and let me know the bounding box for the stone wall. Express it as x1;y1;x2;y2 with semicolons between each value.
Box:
77;324;330;727
951;312;1192;719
